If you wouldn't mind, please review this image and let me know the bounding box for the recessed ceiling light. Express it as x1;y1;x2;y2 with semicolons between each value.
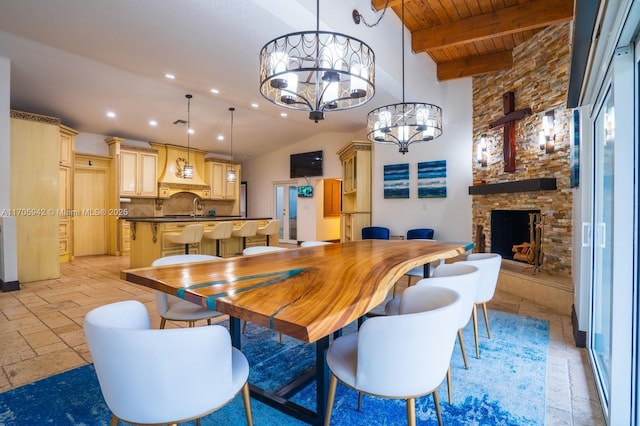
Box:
164;73;175;79
251;103;259;108
149;120;158;126
217;134;224;141
188;128;194;134
210;88;219;94
280;112;288;118
106;111;116;118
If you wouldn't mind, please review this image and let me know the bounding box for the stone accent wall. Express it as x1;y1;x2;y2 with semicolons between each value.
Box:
472;23;573;276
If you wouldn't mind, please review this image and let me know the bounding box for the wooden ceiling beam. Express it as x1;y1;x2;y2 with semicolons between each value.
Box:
437;50;513;81
412;0;573;52
371;0;402;12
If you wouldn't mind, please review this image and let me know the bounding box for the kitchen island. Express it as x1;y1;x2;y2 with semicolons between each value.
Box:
124;216;277;268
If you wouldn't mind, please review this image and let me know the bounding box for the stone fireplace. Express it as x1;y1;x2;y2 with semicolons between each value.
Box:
471;23;574;278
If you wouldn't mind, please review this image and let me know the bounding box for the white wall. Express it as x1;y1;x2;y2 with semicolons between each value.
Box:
372;80;473;242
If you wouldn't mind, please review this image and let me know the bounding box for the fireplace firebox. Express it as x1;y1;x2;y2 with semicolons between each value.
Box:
490;209;540;262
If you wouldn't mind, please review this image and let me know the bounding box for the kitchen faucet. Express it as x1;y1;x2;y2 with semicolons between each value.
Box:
192;197;201;217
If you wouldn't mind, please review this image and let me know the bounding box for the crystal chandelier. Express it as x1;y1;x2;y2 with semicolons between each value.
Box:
259;0;375;123
183;94;194;179
366;0;442;154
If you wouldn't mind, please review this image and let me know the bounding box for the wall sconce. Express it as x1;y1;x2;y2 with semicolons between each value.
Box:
539;110;555;153
476;133;487;167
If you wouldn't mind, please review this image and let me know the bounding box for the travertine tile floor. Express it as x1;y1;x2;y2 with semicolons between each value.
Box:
0;254;605;425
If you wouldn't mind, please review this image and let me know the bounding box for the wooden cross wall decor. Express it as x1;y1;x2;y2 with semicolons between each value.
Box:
488;91;532;173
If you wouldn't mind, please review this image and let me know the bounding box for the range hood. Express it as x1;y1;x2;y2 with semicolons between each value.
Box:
153;143;210;199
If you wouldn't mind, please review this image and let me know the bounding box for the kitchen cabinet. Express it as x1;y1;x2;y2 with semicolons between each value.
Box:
10;111;61;282
337;140;371;242
205;159;240;200
120;148;158;197
119;219;130;255
59;125;78;262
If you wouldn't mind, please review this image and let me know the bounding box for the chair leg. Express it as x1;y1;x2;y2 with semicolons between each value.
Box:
185;243;190;254
324;375;338;426
215;239;220;256
433;389;443;426
482;302;491;338
196;419;201;426
241;381;253;426
357;392;363;412
407;397;416;426
110;414;119;426
242;320;247;334
188;321;195;327
207;319;212;325
473;304;480;359
458;329;468;369
279;333;283;344
447;366;452;404
159;318;167;329
242;237;247;250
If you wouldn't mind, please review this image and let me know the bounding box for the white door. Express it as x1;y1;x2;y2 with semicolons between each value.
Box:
587;37;638;424
274;181;297;243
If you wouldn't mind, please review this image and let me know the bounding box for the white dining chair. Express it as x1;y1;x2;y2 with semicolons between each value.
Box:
385;263;479;404
402;239;444;291
300;241;332;247
84;300;253;426
241;245;287;342
464;252;502;358
151;254;224;329
325;286;462;426
242;245;287;255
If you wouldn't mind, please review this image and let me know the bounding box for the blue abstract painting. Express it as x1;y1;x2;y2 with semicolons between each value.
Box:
570;109;580;188
383;163;409;199
418;160;447;198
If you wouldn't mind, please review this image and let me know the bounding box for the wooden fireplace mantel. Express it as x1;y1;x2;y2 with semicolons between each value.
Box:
468;178;557;195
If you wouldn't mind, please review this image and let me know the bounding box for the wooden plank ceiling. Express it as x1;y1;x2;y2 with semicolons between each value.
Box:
371;0;574;80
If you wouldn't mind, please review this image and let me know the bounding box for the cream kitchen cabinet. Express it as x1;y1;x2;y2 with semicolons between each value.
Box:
338;140;371;242
59;125;78;262
120;148;158;197
205;159;240;200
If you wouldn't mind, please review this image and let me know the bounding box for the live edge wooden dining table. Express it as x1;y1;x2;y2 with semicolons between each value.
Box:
121;239;474;425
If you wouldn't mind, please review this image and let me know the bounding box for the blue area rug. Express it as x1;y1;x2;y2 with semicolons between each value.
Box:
0;310;548;425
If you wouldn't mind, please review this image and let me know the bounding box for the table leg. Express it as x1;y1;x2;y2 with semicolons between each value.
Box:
230;316;241;350
315;335;330;426
423;263;431;278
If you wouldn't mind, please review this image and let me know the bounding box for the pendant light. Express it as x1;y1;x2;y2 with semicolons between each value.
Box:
226;107;237;183
183;94;194;179
366;0;442;154
259;0;375;122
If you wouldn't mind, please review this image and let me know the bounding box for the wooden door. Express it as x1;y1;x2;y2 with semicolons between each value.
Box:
74;167;108;256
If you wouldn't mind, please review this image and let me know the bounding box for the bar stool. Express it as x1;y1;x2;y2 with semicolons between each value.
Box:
256;220;280;245
231;221;259;250
166;224;204;254
203;221;234;256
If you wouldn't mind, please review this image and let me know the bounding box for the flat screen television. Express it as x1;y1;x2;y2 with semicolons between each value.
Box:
290;150;323;178
297;185;313;198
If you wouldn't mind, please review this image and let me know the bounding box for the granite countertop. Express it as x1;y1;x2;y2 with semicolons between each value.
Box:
121;216;271;222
